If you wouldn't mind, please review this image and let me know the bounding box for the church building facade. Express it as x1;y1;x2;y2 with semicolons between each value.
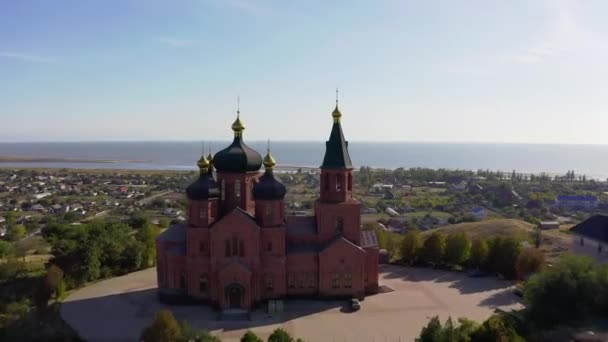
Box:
156;100;379;311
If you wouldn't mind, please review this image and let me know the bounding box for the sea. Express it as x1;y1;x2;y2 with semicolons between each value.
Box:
0;141;607;179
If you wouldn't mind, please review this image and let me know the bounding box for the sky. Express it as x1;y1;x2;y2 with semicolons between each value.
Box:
1;0;608;143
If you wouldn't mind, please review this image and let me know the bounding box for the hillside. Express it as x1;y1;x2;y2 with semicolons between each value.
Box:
423;218;572;262
423;219;536;239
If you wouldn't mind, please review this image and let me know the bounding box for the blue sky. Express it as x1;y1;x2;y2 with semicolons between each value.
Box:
1;0;608;143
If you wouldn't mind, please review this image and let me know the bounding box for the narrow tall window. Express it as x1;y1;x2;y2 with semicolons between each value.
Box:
199;207;207;219
299;273;306;288
336;217;344;234
332;273;340;288
239;240;245;257
324;173;329;191
347;173;352;191
308;273;315;288
265;275;274;292
232;237;238;256
344;273;352;288
235;180;241;198
199;242;205;254
179;273;186;290
199;276;208;295
265;203;272;216
288;273;295;288
267;241;272;252
221;179;225;200
336;174;342;191
225;239;230;257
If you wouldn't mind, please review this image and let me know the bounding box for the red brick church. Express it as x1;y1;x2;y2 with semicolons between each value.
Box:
156;99;379;311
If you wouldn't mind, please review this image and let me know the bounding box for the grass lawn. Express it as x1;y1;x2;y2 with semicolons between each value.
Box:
407;211;453;220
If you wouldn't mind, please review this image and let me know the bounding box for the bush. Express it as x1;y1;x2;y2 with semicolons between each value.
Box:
416;316;479;342
267;328;293;342
140;310;181;342
515;247;545;280
241;330;263;342
470;314;525;342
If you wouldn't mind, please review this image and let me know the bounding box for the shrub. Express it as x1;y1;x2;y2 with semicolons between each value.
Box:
515;247;545;280
469;238;488;270
401;229;423;265
241;330;263;342
267;328;293;342
140;310;181;342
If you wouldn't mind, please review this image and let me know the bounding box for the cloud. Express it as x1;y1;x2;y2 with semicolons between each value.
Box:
155;36;197;47
0;52;55;64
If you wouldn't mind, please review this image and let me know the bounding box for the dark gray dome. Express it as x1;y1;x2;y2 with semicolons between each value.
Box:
213;137;262;173
186;174;219;200
253;171;286;200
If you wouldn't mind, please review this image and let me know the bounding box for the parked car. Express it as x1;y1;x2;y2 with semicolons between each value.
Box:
350;298;360;311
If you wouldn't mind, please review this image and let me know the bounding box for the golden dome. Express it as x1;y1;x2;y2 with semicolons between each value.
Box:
207;152;214;162
263;149;276;169
232;111;245;133
332;105;342;120
197;154;210;170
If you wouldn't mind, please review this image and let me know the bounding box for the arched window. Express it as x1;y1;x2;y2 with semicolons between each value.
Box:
335;174;342;191
235;180;241;198
199;275;208;295
225;239;230;257
199;207;207;219
265;203;272;216
336;217;344;234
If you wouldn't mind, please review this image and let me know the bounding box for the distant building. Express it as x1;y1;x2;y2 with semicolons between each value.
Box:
570;215;608;263
556;195;599;210
471;206;486;221
540;221;560;230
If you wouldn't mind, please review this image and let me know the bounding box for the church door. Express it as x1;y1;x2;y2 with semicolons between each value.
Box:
228;286;242;309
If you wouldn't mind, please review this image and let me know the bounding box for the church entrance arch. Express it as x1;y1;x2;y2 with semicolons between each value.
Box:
225;283;244;309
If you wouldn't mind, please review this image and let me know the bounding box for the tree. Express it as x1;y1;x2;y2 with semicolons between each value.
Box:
7;224;26;241
469;238;489;269
241;330;263;342
46;264;64;299
158;217;170;229
494;237;522;279
470;314;524;342
420;232;446;266
130;212;151;230
444;232;471;266
180;321;221;342
267;328;293;342
139;224;161;267
0;240;14;258
140;310;182;342
515;247;545;280
401;229;423;265
416;316;442;342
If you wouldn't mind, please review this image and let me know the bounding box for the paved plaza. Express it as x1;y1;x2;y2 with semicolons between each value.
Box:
61;265;523;342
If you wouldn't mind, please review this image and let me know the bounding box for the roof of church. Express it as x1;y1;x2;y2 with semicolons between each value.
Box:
286;216;317;236
186;173;220;200
156;223;186;242
320;105;353;169
213;136;262;173
320;235;364;253
253;170;286;200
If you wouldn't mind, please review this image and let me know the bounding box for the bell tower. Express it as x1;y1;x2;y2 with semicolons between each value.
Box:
315;91;360;244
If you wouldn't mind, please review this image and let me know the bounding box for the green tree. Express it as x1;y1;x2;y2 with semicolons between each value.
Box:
267;328;293;342
416;316;442;342
444;232;471;266
180;321;221;342
420;232;446;266
140;310;182;342
139;224;161;267
470;314;524;342
241;330;264;342
130;212;151;230
158;217;170;229
401;229;423;265
469;238;488;270
8;224;27;241
515;247;545;280
494;237;522;279
0;240;14;258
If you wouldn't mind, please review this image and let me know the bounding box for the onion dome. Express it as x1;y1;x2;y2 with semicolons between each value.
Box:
186;154;220;200
213;110;263;173
253;147;286;200
332;104;342;122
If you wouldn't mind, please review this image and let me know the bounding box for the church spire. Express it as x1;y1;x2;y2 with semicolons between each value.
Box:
321;92;352;169
263;140;276;170
197;142;210;175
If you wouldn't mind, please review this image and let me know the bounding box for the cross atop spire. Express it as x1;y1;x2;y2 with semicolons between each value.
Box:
332;88;342;122
237;96;240;116
336;88;339;107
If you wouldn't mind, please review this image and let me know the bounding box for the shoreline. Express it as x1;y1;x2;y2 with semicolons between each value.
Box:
0;156;151;164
